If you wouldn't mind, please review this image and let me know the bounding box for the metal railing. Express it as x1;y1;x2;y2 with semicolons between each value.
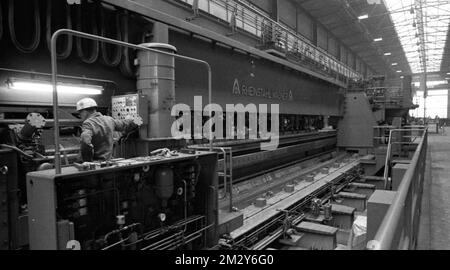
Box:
188;146;234;212
382;128;426;190
177;0;363;81
367;128;428;250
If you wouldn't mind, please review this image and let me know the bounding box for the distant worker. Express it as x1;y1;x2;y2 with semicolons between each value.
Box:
76;98;142;162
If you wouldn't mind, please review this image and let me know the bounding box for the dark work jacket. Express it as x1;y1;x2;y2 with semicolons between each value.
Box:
80;112;136;161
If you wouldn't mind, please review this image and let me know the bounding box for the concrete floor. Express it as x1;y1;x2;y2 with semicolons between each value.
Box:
417;127;450;250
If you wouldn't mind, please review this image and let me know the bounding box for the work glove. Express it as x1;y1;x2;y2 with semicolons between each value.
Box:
125;115;143;126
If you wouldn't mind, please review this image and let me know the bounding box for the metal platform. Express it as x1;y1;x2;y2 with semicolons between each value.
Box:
418;127;450;250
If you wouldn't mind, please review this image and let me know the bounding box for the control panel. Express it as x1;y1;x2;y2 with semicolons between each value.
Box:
112;94;148;138
112;94;147;121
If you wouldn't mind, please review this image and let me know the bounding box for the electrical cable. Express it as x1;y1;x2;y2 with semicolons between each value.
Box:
0;144;34;159
76;0;99;64
99;4;122;67
46;0;73;59
119;10;135;78
8;0;41;53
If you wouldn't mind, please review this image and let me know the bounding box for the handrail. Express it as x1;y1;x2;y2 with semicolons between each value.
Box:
382;128;426;190
51;29;213;174
367;128;428;250
235;0;362;79
188;145;234;212
237;0;360;80
235;1;334;58
383;129;394;189
179;0;362;80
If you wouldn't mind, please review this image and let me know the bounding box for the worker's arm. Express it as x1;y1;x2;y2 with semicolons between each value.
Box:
113;116;142;133
80;122;94;162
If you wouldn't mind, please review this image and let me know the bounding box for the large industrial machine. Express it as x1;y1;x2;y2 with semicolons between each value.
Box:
0;0;420;250
27;152;218;250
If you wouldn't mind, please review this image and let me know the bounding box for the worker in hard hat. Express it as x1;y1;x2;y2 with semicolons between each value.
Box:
76;98;142;162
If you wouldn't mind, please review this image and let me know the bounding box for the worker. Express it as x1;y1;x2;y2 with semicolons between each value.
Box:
76;98;142;162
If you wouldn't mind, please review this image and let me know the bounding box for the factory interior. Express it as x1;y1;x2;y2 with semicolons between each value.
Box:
1;0;450;251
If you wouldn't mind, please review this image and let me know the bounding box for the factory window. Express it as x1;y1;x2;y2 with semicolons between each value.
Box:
280;22;295;34
182;0;209;11
233;4;245;29
247;0;272;14
241;7;259;36
355;58;360;73
412;90;448;118
297;10;313;41
286;33;297;52
199;0;209;11
317;25;327;50
223;0;265;37
340;46;347;64
328;36;338;58
210;0;227;21
348;53;355;69
279;0;297;31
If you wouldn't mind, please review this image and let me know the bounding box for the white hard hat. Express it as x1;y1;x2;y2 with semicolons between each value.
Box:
76;98;98;111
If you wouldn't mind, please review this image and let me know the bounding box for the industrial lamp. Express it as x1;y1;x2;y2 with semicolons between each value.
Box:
358;14;369;20
6;78;103;95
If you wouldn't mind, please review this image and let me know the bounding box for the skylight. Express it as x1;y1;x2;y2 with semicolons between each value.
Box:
385;0;450;74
